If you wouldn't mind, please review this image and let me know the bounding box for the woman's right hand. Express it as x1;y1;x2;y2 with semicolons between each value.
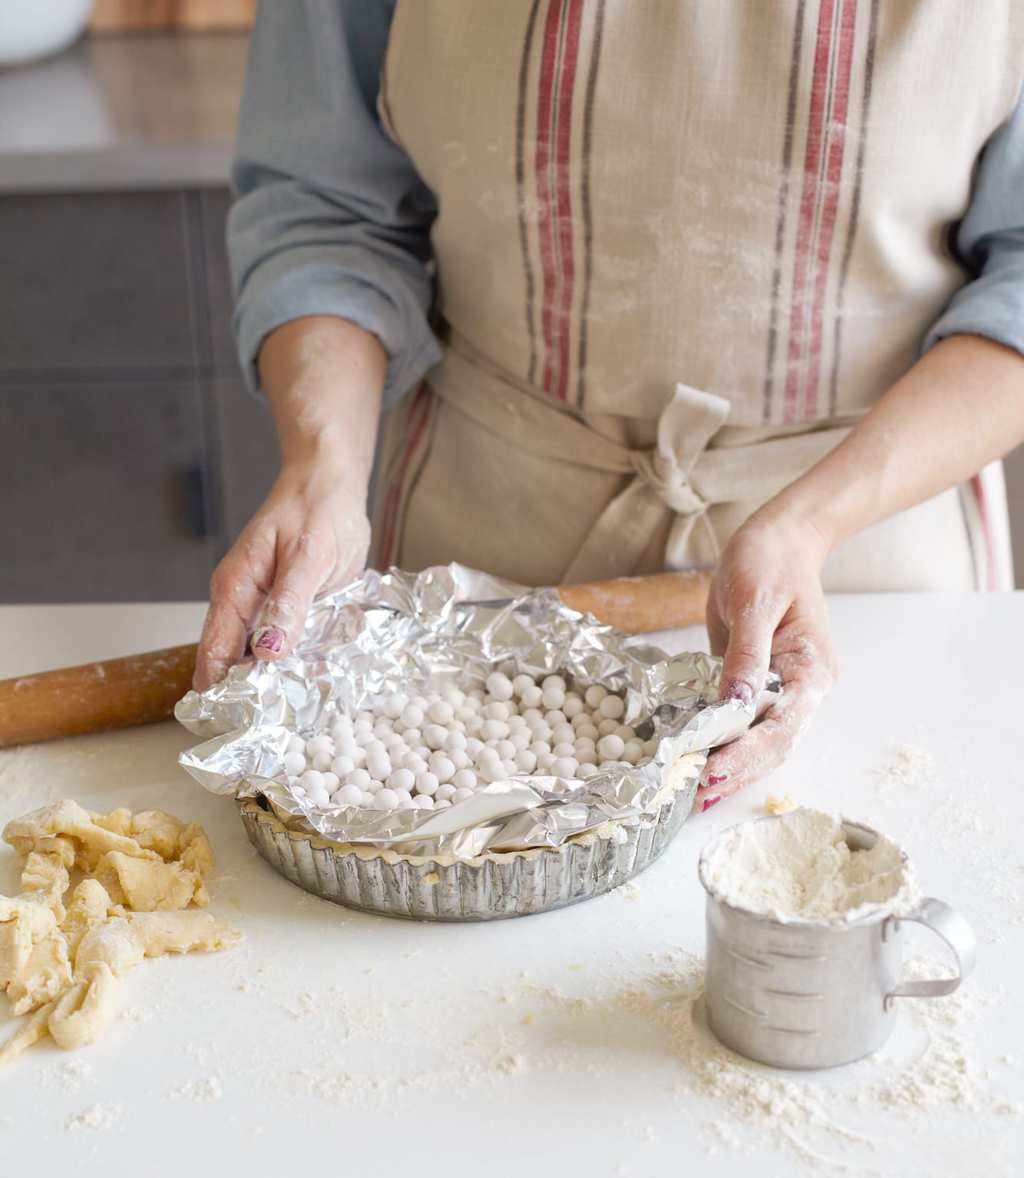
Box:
193;315;388;692
193;458;371;690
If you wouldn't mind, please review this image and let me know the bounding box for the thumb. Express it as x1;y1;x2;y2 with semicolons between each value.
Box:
251;535;331;661
720;609;776;707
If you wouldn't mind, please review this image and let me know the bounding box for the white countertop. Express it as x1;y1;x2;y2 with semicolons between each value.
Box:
0;33;245;192
1;596;1022;1177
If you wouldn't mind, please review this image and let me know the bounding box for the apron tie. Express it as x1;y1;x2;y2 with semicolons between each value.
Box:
631;383;729;518
633;457;709;517
433;341;852;584
564;384;730;581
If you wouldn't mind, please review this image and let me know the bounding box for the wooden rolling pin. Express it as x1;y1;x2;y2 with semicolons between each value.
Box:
0;569;709;748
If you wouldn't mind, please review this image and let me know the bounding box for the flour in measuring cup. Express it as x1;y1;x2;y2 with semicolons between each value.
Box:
701;808;919;923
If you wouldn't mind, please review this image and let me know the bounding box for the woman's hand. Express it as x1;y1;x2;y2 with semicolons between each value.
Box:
697;510;838;812
696;336;1024;810
193;315;387;691
194;459;370;690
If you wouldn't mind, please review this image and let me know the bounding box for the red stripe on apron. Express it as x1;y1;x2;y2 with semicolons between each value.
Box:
535;1;562;398
376;384;433;568
575;0;606;409
515;0;543;386
784;0;837;423
553;0;584;402
804;0;857;419
761;0;809;425
828;0;880;418
970;473;998;590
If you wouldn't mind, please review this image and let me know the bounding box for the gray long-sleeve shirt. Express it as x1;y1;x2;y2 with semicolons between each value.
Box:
229;0;1024;409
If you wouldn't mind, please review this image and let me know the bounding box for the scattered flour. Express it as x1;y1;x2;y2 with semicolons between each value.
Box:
274;984;395;1041
873;744;936;792
285;991;322;1019
119;1006;152;1025
289;1068;384;1107
167;1075;224;1103
153;927;1017;1177
528;951;1020;1171
38;1058;93;1094
858;958;1021;1117
699;808;918;922
494;1052;527;1075
935;798;995;841
66;1103;122;1132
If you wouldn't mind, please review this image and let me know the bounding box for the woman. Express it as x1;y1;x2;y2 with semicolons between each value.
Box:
196;1;1024;810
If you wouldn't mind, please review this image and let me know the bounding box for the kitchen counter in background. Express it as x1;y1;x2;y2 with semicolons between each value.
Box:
0;32;247;191
0;595;1022;1176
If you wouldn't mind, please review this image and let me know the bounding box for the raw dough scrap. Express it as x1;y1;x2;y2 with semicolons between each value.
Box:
93;808;134;838
61;880;116;957
46;913;237;1051
4;926;72;1016
0;896;58;987
0;800;239;1066
129;810;185;860
21;846;73;915
48;963;117;1051
93;851;205;912
0;999;55;1067
77;911;235;976
178;823;214;881
4;800;161;872
764;793;798;816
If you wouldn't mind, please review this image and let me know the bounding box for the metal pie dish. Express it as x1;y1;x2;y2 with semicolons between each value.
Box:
239;752;699;921
177;565;772;920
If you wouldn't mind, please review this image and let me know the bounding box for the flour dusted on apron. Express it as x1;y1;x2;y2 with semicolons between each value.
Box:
371;1;1023;590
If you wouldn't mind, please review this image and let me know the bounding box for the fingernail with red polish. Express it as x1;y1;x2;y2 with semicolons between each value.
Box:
252;625;284;654
725;681;754;706
701;795;722;813
705;773;729;788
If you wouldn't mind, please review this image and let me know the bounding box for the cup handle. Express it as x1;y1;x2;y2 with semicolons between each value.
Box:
882;898;977;1011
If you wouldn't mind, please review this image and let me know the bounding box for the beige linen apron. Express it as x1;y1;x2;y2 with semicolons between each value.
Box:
371;1;1023;590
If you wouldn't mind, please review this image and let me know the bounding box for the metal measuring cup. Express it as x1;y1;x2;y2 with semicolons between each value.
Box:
697;816;977;1069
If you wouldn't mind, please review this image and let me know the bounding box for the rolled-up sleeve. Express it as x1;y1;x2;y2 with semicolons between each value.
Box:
924;90;1024;357
229;0;441;407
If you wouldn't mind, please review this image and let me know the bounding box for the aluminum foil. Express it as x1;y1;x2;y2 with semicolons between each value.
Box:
176;564;776;861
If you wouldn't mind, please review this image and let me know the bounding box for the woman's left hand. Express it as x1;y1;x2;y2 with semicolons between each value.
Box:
697;509;838;812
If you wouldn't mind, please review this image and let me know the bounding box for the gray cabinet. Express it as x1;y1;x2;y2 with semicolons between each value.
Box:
0;188;279;603
0;192;198;373
210;377;280;541
0;380;218;601
200;188;240;373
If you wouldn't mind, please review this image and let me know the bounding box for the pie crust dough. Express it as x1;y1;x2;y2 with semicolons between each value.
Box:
0;801;238;1065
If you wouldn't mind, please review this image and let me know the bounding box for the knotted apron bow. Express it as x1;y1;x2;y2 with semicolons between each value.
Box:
435;347;850;583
